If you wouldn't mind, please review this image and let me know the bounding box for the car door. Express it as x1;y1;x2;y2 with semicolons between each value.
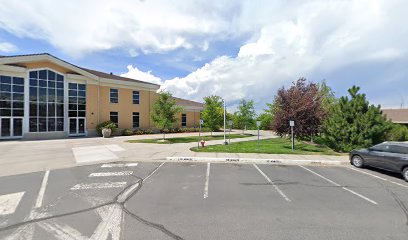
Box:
383;145;408;172
366;143;389;168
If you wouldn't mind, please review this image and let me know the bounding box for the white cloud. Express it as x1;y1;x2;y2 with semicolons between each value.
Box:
0;42;17;53
121;65;162;85
157;0;408;109
1;0;407;109
0;0;238;57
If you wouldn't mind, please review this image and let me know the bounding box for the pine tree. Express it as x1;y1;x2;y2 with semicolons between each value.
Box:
323;86;391;152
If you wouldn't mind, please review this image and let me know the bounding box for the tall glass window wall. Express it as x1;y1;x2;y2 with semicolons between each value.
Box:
29;70;64;132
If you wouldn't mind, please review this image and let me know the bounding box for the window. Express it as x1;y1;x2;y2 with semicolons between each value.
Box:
68;83;86;119
181;113;187;127
110;112;118;127
370;143;389;152
389;145;408;154
110;89;118;103
132;91;140;104
133;112;140;128
29;70;64;132
0;75;24;118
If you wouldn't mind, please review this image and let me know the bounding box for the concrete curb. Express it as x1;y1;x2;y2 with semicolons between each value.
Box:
166;156;349;166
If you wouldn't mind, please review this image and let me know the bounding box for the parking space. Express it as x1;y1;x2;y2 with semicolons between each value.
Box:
0;162;407;239
127;163;408;240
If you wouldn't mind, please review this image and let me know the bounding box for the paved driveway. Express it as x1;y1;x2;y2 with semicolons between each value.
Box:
0;162;407;239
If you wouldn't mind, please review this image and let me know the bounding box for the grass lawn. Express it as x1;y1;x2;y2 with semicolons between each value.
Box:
127;134;253;144
190;137;342;155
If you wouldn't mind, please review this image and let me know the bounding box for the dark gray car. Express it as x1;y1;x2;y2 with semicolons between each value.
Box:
350;141;408;182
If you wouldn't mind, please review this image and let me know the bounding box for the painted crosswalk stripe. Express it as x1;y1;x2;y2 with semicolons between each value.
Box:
0;192;25;215
101;163;138;168
89;171;133;177
35;170;50;208
70;182;127;190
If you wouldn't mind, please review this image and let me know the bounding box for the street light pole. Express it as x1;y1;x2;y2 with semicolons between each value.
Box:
223;100;227;145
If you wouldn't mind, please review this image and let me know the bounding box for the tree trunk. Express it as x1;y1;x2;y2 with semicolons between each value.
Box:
310;129;314;143
163;131;166;140
211;131;213;136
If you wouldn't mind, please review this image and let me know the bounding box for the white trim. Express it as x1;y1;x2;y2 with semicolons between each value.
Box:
0;54;160;90
179;106;203;111
23;70;29;134
0;54;97;80
99;81;158;91
0;64;26;73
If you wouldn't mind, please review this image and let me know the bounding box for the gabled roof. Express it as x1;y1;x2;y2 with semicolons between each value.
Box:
382;108;408;124
174;97;204;108
80;67;160;86
0;53;160;88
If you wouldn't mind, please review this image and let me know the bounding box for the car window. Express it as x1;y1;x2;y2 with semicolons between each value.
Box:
388;145;408;154
370;143;389;152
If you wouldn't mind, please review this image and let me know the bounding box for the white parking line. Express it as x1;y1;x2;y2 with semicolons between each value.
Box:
347;167;408;189
35;170;50;208
300;166;378;205
89;171;133;177
204;163;210;199
101;163;138;168
144;162;165;181
253;164;291;202
70;182;127;190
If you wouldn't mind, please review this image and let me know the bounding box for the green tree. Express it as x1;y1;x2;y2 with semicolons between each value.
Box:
256;102;274;130
318;79;337;115
235;99;256;133
201;95;224;135
323;86;391;152
386;123;408;141
150;91;183;140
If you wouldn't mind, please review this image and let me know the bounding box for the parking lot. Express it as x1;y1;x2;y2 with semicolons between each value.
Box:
0;162;407;239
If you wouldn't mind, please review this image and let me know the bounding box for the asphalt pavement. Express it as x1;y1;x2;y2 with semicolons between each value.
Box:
0;162;407;240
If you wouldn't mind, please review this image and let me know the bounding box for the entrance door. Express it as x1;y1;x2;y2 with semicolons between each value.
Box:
0;117;23;138
69;118;86;136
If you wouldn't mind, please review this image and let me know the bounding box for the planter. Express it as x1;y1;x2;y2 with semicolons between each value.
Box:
102;128;112;138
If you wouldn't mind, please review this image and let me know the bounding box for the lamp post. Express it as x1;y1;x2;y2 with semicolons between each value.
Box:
223;100;228;145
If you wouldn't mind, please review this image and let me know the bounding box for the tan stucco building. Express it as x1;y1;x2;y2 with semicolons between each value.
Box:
0;53;203;139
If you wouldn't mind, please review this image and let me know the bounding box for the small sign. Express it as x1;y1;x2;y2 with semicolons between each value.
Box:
289;120;295;127
229;120;233;126
200;119;204;125
256;121;261;127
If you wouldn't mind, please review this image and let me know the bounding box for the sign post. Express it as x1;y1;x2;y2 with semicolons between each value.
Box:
198;119;203;149
228;120;233;143
289;120;295;151
256;121;261;144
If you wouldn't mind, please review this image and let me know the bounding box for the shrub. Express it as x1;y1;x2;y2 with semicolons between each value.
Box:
386;124;408;141
144;129;153;134
122;129;133;136
96;121;117;137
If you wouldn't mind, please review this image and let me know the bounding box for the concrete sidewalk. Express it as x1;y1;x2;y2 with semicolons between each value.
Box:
0;130;349;177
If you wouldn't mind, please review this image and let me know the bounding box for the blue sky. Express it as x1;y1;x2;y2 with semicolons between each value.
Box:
0;0;407;112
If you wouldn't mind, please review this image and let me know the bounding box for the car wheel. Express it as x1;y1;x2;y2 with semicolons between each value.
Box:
403;167;408;182
351;155;364;168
